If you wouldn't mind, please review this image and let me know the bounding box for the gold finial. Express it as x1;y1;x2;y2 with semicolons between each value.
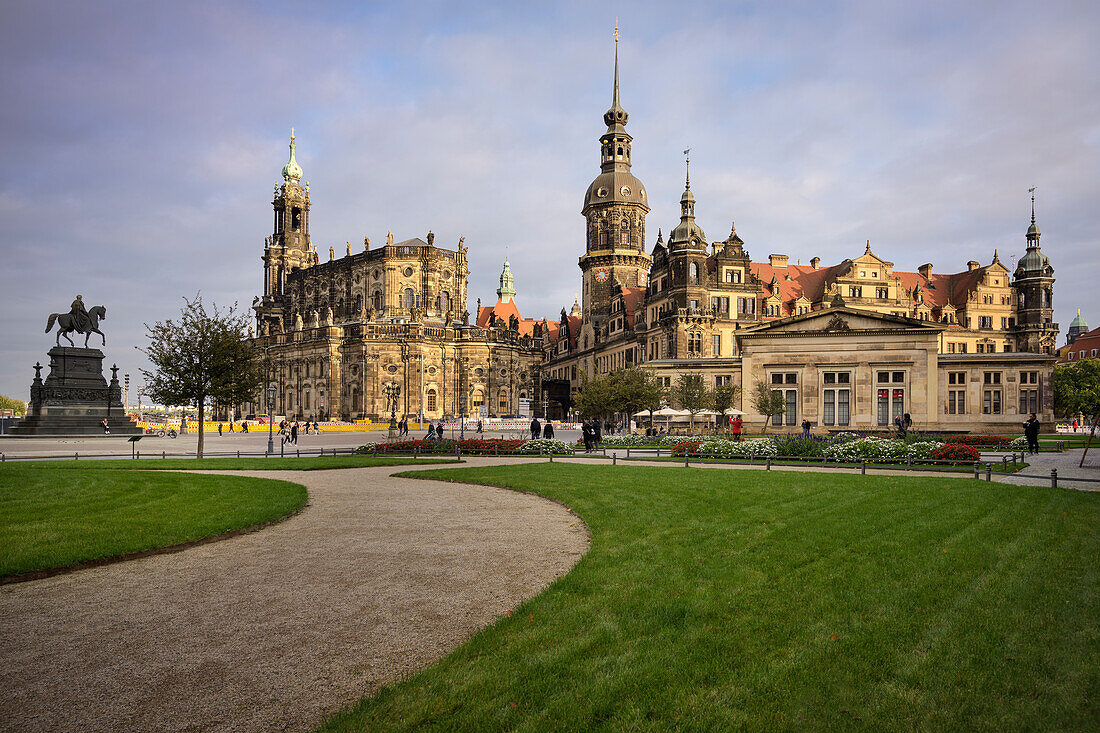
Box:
290;127;295;142
614;20;619;43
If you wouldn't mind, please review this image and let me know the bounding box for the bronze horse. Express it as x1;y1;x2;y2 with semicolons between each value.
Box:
46;305;107;347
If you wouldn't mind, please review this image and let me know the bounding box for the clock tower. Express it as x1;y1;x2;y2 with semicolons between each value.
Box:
579;30;651;321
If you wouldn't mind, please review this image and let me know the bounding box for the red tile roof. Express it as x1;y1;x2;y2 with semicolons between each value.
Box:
1059;326;1100;363
476;298;538;336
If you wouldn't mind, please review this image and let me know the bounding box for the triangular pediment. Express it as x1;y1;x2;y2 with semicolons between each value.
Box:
741;306;944;335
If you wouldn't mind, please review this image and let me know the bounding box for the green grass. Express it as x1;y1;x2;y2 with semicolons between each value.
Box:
321;463;1099;731
26;455;460;471
0;465;307;577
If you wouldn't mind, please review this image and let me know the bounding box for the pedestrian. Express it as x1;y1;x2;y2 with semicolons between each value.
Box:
1023;412;1041;455
731;415;743;442
903;413;912;436
543;421;555;440
582;419;593;453
530;417;541;440
242;420;249;433
893;413;905;438
594;418;603;447
291;421;299;445
218;423;224;436
476;419;483;434
1072;418;1079;433
313;420;320;434
801;419;811;438
101;418;110;435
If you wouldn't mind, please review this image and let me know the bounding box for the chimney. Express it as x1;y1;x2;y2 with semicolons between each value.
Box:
810;256;820;270
967;260;980;272
769;254;789;268
918;263;932;279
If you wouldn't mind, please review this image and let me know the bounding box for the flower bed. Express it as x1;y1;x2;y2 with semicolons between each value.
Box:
940;435;1016;448
823;437;946;463
516;439;573;454
930;443;981;463
361;438;527;454
670;441;702;456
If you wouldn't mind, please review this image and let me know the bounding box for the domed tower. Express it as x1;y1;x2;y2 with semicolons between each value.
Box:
1067;310;1088;346
264;129;317;298
1012;190;1058;353
665;156;710;307
579;29;651;320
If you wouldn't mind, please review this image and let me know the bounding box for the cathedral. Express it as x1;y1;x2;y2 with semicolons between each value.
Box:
242;38;1060;432
540;37;1059;432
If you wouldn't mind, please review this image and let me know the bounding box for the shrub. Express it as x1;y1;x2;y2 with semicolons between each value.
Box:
774;436;826;457
1008;436;1029;450
930;443;981;463
516;439;572;454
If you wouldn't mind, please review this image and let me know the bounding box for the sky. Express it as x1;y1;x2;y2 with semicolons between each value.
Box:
1;0;1098;400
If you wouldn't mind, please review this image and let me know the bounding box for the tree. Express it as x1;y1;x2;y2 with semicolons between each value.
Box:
750;379;786;435
711;384;741;432
1053;360;1100;467
573;373;615;419
140;295;264;459
671;373;709;434
611;367;664;424
0;394;27;416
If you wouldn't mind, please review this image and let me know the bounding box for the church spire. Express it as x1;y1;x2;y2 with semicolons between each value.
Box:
603;24;628;130
496;258;516;302
282;128;303;183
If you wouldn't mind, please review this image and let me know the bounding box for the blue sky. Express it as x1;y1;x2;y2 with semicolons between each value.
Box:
1;0;1098;399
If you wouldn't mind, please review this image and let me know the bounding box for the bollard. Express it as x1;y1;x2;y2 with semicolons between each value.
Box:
549;450;553;462
1002;456;1008;471
136;451;139;460
973;461;980;480
163;450;166;459
656;447;661;458
1051;469;1058;489
685;453;690;468
861;460;866;475
626;448;630;460
75;452;78;461
414;448;418;460
986;464;992;481
766;458;771;471
1013;453;1018;467
613;453;617;465
823;455;827;465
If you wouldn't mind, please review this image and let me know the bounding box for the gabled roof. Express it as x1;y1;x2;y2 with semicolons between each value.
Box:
739;305;945;336
476;298;538;336
616;285;646;328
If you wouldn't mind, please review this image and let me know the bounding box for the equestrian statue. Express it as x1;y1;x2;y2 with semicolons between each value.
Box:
45;295;107;347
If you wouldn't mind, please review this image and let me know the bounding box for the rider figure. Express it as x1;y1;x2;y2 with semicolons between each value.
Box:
69;295;91;333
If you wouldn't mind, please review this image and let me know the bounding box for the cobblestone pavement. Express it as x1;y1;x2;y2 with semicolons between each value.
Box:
0;459;589;733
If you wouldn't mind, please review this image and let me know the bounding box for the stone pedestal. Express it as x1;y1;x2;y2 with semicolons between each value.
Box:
9;348;141;436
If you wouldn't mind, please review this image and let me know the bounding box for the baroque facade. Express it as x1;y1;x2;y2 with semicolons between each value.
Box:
240;133;544;422
542;39;1059;431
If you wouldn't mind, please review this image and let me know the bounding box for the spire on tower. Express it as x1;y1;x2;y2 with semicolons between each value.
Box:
603;25;628;129
282;128;303;183
683;148;691;190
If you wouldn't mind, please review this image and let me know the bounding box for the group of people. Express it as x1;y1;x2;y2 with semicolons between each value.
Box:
893;413;913;437
528;418;555;440
580;418;602;452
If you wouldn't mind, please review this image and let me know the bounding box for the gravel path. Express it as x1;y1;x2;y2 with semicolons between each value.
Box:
0;459;589;733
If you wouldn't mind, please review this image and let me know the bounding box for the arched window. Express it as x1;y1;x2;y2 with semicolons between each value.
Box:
441;291;451;313
617;145;623;157
426;389;437;412
499;388;508;411
372;290;382;310
403;288;415;309
689;262;699;283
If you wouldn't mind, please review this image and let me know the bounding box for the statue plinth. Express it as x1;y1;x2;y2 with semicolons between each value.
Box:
10;347;141;437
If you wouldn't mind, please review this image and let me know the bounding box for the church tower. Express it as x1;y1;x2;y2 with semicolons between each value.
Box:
1012;191;1058;353
579;29;651;321
497;258;517;302
263;130;317;298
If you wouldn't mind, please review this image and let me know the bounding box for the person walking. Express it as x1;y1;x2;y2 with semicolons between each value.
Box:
291;421;299;445
218;423;224;437
594;418;603;448
582;419;593;453
242;420;248;433
530;417;541;440
731;415;743;442
543;421;555;440
801;419;811;438
476;419;483;434
1023;412;1041;455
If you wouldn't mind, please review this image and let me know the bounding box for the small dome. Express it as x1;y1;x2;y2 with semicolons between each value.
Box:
1069;310;1088;329
282;133;303;182
582;170;648;211
1027;221;1040;239
669;217;706;246
1017;246;1051;275
681;187;695;205
603;102;628;128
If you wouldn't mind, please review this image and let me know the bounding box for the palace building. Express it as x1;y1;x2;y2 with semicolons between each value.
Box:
541;38;1059;432
240;40;1061;433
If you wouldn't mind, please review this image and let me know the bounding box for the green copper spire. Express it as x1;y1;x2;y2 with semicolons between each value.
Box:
282;128;303;183
496;258;516;302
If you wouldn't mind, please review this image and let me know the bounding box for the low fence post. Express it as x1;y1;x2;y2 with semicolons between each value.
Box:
163;450;165;459
626;448;630;460
414;448;418;460
1051;469;1058;489
973;461;980;480
986;464;992;481
549;450;553;462
613;453;617;466
684;453;689;468
1002;456;1008;471
861;460;866;475
766;457;771;471
656;446;661;458
75;452;78;461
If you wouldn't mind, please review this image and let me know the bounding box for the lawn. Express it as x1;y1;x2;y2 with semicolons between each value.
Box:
322;463;1099;731
30;455;460;471
0;465;307;578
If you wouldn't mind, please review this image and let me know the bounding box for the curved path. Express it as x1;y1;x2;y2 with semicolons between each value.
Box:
0;459;588;732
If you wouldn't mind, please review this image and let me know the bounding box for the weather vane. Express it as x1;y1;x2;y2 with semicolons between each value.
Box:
683;148;691;187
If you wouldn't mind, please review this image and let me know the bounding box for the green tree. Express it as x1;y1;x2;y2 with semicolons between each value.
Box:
612;367;664;425
0;394;27;416
711;384;742;432
573;373;615;419
140;295;264;459
671;373;710;434
1052;360;1100;467
750;379;786;435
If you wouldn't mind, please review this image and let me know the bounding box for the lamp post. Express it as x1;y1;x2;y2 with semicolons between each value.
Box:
399;338;410;424
382;382;400;434
459;355;469;439
266;385;276;455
